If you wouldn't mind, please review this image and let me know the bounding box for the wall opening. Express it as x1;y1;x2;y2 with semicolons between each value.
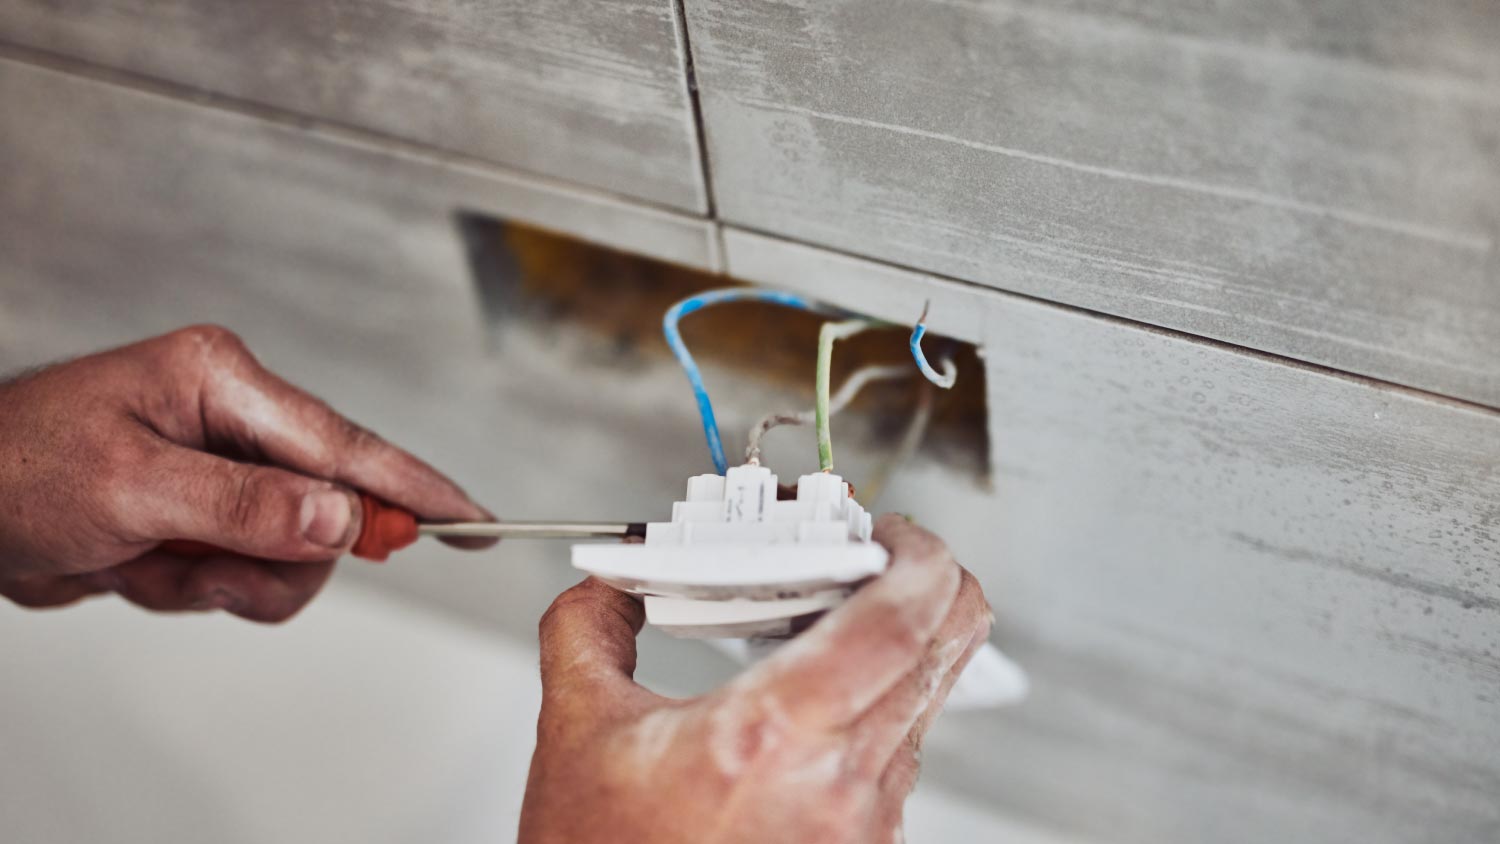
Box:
457;214;990;494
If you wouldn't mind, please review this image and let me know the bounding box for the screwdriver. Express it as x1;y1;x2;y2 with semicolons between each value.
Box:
158;492;646;562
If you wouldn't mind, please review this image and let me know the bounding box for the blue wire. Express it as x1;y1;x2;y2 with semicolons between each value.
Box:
663;288;849;474
910;302;957;389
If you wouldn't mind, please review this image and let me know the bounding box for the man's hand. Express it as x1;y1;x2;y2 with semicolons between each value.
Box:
0;325;492;621
520;515;991;844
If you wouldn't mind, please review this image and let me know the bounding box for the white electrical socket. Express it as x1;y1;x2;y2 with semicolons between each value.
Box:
573;465;885;615
571;464;1028;707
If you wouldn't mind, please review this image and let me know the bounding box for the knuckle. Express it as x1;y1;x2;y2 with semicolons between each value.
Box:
729;706;782;769
217;466;297;545
225;467;259;531
294;413;369;481
172;324;244;354
323;418;380;477
162;325;254;379
956;568;986;611
698;687;793;780
342;419;382;452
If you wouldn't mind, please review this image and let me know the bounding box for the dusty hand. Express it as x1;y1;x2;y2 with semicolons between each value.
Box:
0;325;492;621
519;514;991;844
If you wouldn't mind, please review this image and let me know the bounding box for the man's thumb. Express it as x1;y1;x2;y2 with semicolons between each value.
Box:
537;578;645;705
135;443;361;562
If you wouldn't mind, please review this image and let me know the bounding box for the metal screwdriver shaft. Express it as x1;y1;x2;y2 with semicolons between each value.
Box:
417;521;646;540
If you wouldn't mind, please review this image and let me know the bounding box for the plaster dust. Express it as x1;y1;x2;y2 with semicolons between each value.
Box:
619;707;682;775
705;689;789;779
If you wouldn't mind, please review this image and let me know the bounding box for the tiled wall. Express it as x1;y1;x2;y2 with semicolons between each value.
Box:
1;4;1497;841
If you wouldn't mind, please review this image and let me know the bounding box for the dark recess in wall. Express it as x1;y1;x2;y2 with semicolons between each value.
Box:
458;213;990;483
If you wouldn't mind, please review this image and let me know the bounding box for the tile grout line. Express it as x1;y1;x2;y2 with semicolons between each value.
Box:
0;40;709;222
3;39;1495;419
717;223;1500;420
670;0;719;220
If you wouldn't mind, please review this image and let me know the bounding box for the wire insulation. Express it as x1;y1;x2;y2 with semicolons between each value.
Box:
815;319;878;472
744;412;806;465
663;288;851;474
666;288;951;477
910;301;957;389
745;363;912;464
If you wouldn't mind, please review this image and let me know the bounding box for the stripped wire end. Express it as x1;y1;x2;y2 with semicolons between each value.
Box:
911;301;958;390
745;411;807;466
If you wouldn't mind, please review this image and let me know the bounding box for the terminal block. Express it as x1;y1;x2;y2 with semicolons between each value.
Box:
572;464;884;636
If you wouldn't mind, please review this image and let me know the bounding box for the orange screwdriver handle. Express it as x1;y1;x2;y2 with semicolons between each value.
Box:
349;494;419;561
157;494;419;562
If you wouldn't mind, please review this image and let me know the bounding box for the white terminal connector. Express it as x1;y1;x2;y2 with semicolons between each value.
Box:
571;464;1029;707
572;465;886;637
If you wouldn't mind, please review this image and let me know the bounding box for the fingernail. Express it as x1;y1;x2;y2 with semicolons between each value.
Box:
301;489;354;547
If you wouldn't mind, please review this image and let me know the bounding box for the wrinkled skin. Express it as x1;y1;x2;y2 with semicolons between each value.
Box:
0;325;493;621
520;515;992;844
